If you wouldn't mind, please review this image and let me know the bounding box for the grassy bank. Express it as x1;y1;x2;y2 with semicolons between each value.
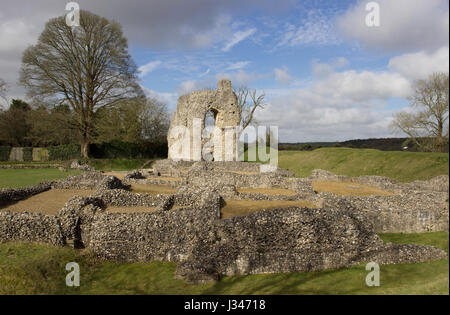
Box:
0;232;447;295
0;169;81;189
0;159;153;188
277;148;449;182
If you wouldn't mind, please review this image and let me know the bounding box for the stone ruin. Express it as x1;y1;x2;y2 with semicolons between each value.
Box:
0;82;448;283
167;79;241;162
0;160;448;283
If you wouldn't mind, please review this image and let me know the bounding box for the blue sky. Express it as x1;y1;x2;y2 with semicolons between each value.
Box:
0;0;448;141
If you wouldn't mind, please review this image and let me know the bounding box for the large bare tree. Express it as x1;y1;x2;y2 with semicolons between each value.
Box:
20;10;142;157
390;72;449;152
234;86;266;131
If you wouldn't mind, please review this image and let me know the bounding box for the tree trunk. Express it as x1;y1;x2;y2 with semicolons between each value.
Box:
81;139;89;158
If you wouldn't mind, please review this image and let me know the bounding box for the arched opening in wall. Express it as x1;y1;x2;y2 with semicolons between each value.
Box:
202;109;218;161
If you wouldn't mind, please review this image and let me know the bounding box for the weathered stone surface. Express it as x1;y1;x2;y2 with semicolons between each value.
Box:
0;182;52;206
167;79;240;161
0;211;65;246
320;191;449;233
52;172;121;190
69;160;95;171
174;207;447;283
58;196;104;246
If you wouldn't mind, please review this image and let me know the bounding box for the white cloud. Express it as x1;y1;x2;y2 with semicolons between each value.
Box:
0;19;37;53
274;66;292;85
388;46;450;80
141;85;178;111
255;67;413;142
312;70;411;103
226;61;251;71
311;57;349;79
337;0;449;52
222;28;256;51
0;17;43;101
138;61;162;78
176;80;211;95
216;69;269;87
333;57;349;68
199;68;211;77
277;10;341;48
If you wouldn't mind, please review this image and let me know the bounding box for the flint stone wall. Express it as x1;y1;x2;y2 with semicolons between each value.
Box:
0;211;65;246
321;191;449;233
174;207;447;283
167;79;240;162
0;182;52;206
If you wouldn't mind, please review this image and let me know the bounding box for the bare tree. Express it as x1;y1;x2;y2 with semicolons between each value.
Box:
0;79;7;107
20;10;142;157
234;86;266;131
390;72;449;152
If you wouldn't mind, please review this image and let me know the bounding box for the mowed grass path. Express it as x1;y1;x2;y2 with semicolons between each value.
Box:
0;232;447;294
278;148;449;182
0;169;81;189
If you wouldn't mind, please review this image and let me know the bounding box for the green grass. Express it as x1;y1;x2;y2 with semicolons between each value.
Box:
277;148;449;182
0;169;82;189
0;232;447;294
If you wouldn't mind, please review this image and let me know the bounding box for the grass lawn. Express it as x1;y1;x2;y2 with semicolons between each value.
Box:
0;158;154;188
277;148;449;182
0;169;82;189
0;232;447;295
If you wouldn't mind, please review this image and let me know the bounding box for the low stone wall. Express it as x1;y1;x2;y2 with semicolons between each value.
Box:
0;164;61;169
52;172;127;191
321;191;449;233
174;207;447;283
0;211;65;246
88;198;220;262
406;175;449;193
0;182;52;206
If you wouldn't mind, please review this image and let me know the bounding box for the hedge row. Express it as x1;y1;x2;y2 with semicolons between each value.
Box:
0;141;168;161
47;144;81;161
0;146;11;161
89;141;168;159
23;147;33;162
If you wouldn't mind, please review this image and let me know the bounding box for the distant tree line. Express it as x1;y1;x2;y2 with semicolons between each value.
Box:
0;97;169;152
278;138;448;152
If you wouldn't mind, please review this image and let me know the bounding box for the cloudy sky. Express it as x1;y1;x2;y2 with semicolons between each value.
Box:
0;0;448;142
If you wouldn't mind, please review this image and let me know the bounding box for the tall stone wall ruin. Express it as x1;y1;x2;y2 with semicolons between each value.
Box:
167;79;241;161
